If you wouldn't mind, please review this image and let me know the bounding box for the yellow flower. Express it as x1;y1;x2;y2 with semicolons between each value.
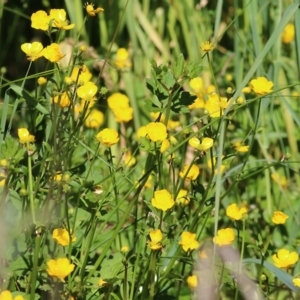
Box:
84;3;104;16
188;96;205;110
272;249;299;269
151;189;175;212
189;137;201;149
96;128;119;146
293;277;300;287
113;107;133;123
179;231;199;252
226;203;248;221
114;48;131;69
71;65;92;84
233;141;249;153
160;139;170;153
146;122;167;142
53;172;62;182
121;245;129;253
14;296;25;300
52;92;71;108
123;152;136;167
18;128;35;144
199;137;214;151
271;172;288;189
107;93;130;110
249;77;273;95
187;275;197;289
137;125;148;138
207;157;226;174
43;43;65;63
0;290;13;300
200;41;214;52
272;211;289;225
189;77;203;94
282;23;295;44
49;9;75;30
77;81;98;101
205;93;228;118
37;77;47;85
52;228;76;246
179;164;200;181
85;109;104;128
31;10;50;31
213;228;235;246
21;42;44;61
98;278;107;287
147;229;163;250
242;86;252;93
176;189;190;205
46;257;75;282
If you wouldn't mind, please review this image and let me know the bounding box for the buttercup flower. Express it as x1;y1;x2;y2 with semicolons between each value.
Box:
205;93;228;118
233;141;249;153
200;137;214;151
272;211;289;225
52;92;71;108
282;23;295;44
123;152;136;167
207;157;226;174
77;82;98;101
85;109;104;128
147;229;163;250
146;122;167;142
250;77;273;95
137;125;148;138
189;137;201;149
151;189;174;211
121;245;129;253
179;231;199;252
98;278;107;287
52;228;76;246
114;48;131;69
49;9;75;30
37;77;47;85
18;128;35;144
0;290;25;300
176;189;190;205
46;257;75;282
43;43;65;63
84;3;104;17
179;164;200;181
71;65;92;84
96;128;119;146
107;93;130;110
189;77;203;94
272;249;299;269
113;107;133;123
187;275;198;288
226;203;248;221
200;41;214;52
31;10;50;30
21;42;44;61
160;139;170;153
293;277;300;287
213;228;235;246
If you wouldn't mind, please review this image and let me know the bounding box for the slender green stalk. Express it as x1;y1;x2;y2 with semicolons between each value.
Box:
27;150;36;224
30;234;41;300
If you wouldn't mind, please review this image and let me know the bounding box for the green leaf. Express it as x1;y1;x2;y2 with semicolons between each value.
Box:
243;258;298;292
173;53;185;79
160;70;176;90
101;252;123;279
171;91;196;113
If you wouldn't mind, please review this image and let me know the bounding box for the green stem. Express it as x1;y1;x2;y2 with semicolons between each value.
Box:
27;150;36;224
30;234;41;300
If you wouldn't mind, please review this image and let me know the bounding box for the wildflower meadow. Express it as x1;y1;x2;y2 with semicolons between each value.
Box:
1;0;300;299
